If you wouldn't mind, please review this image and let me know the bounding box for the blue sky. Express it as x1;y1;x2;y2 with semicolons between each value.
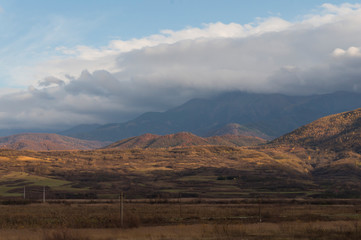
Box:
0;1;361;129
0;1;336;45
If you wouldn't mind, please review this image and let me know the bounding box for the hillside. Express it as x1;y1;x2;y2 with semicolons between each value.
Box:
105;132;266;149
61;91;361;141
0;146;315;199
272;108;361;152
0;133;108;151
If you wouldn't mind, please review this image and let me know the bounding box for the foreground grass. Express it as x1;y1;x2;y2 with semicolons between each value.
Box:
1;201;361;239
2;222;361;240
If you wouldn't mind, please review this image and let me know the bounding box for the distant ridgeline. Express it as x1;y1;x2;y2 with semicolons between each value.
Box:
60;91;361;142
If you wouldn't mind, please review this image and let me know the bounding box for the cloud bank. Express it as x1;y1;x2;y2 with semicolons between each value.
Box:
2;3;361;130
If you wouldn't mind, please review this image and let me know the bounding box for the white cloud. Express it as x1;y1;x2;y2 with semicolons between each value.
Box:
321;3;361;14
27;3;361;87
33;17;292;84
332;46;361;57
2;3;361;130
332;48;346;56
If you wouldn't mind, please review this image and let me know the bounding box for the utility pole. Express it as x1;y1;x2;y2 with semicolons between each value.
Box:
120;192;124;227
258;197;262;223
23;186;26;200
179;193;182;219
43;186;46;203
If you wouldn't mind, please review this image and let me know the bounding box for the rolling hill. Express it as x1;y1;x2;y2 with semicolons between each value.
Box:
105;132;266;149
269;108;361;198
61;91;361;141
271;108;361;152
0;133;108;151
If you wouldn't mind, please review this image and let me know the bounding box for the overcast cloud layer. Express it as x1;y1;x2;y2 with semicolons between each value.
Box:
1;3;361;129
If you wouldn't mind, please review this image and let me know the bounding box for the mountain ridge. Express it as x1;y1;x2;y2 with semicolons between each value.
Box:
271;108;361;152
60;91;361;142
105;132;266;149
0;133;108;151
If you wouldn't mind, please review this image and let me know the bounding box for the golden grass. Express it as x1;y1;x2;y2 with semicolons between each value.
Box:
16;156;45;161
0;156;10;161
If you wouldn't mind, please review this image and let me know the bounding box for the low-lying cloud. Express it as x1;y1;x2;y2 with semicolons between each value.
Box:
1;3;361;130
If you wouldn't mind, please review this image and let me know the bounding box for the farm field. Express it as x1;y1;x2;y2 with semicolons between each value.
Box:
1;200;361;240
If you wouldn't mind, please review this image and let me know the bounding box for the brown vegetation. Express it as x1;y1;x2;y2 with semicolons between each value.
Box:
2;201;361;239
272;108;361;152
0;142;359;199
0;133;108;151
105;132;266;149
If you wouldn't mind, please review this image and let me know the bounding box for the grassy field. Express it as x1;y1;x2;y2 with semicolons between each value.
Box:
0;171;89;198
1;200;361;239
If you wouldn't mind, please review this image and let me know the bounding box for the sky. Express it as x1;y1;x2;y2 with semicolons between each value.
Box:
0;0;361;130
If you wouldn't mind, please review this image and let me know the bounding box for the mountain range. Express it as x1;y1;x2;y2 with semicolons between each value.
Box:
1;106;361;199
60;91;361;142
1;90;360;152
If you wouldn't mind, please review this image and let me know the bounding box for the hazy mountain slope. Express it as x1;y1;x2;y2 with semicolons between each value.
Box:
271;108;361;152
59;124;101;136
206;134;267;147
0;133;108;151
205;123;272;139
62;91;361;141
105;132;266;149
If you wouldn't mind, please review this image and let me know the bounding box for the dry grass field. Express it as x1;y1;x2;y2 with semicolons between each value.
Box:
1;200;361;239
